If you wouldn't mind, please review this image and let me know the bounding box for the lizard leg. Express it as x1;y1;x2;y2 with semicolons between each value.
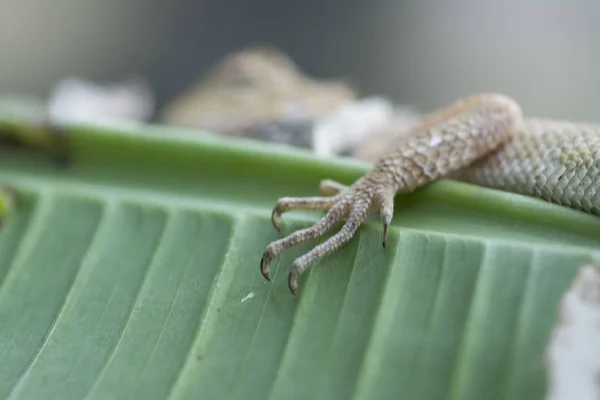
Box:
319;179;348;196
261;202;349;280
271;195;341;231
262;93;523;294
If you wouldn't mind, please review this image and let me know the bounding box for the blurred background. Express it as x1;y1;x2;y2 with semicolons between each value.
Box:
0;0;598;152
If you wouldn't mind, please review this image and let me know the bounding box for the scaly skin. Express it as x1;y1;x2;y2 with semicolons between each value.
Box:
260;94;600;295
451;118;600;214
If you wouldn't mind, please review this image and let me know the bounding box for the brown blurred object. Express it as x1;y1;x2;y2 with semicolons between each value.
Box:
159;46;356;136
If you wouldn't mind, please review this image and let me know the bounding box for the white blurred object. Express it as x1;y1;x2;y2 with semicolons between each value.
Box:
545;264;600;400
313;97;395;157
47;77;154;126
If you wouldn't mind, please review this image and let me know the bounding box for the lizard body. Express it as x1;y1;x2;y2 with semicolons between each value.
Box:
260;94;600;294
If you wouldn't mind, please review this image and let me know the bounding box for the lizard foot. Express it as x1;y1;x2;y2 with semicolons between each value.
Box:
261;93;524;295
261;177;394;295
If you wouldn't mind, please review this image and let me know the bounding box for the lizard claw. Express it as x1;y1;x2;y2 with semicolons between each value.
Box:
382;223;388;248
288;269;299;296
260;249;273;281
271;208;282;232
378;189;394;248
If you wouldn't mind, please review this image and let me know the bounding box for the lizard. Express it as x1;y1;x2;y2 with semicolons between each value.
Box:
259;93;600;295
160;46;355;137
158;46;421;157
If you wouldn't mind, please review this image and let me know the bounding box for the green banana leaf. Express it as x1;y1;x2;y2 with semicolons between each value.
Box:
0;115;597;400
